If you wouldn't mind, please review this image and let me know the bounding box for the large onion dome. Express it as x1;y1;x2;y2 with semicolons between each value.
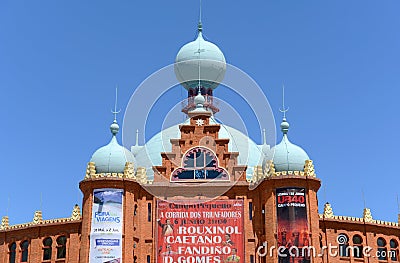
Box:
90;120;135;173
174;22;226;91
270;118;309;172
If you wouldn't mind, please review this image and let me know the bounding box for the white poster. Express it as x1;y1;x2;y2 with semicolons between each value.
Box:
89;188;123;263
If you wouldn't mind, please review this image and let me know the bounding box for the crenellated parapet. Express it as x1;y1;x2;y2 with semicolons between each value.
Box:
250;159;316;184
0;204;82;232
84;162;151;184
319;203;399;227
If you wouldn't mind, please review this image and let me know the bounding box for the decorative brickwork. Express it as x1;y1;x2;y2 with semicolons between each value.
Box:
152;110;247;184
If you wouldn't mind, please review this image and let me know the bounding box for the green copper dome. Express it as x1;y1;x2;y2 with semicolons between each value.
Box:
90;120;135;173
174;22;226;90
269;118;309;172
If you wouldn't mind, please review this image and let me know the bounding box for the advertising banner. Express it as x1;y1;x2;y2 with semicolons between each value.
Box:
156;200;244;263
276;188;310;263
89;188;124;263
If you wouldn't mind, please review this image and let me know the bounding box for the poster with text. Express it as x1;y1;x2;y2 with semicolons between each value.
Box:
276;188;310;263
156;200;244;263
89;188;123;263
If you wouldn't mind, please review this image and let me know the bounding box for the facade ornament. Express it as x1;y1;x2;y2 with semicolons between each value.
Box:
264;160;276;177
323;203;334;218
304;160;316;177
136;167;148;184
363;208;373;223
71;204;81;220
252;166;264;182
85;162;96;179
195;118;205;126
124;162;135;179
32;210;43;224
0;216;9;230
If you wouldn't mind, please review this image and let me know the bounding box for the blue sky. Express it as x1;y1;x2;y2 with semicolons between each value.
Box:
0;0;399;224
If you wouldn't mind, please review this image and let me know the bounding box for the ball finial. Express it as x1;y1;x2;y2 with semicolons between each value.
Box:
110;120;120;135
280;118;290;134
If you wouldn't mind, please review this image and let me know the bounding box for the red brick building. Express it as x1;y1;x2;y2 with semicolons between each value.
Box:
1;23;399;263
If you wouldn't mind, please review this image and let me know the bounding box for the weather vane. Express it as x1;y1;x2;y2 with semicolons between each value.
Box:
111;86;121;121
279;84;289;118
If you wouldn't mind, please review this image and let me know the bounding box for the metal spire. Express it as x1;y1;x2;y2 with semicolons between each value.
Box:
196;0;204;93
362;189;366;209
279;85;290;135
6;196;9;216
40;192;42;212
279;85;289;119
199;0;202;24
262;128;267;145
135;129;139;146
111;86;121;122
197;0;203;32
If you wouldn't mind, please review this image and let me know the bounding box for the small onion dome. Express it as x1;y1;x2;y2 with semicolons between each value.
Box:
130;129;143;157
194;93;206;105
261;129;270;156
189;93;209;114
90;120;135;173
271;118;309;172
174;22;226;91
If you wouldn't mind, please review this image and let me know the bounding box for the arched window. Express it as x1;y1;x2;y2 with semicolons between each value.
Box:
171;147;229;181
390;239;398;261
352;235;363;258
338;234;349;257
43;237;52;260
9;242;16;263
56;236;67;259
377;237;387;260
20;240;29;262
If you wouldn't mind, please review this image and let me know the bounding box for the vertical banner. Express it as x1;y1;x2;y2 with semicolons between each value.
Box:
156;200;244;263
90;188;123;263
276;188;310;263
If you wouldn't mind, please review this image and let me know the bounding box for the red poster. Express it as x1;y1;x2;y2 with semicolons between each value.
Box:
276;188;310;263
156;200;244;263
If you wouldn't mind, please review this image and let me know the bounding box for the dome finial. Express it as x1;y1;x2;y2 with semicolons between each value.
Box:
279;84;290;134
110;86;121;136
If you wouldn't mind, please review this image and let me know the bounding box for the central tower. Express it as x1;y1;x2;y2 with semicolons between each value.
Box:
174;22;226;114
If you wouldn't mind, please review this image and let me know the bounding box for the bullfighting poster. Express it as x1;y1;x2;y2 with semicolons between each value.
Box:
156;200;244;263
